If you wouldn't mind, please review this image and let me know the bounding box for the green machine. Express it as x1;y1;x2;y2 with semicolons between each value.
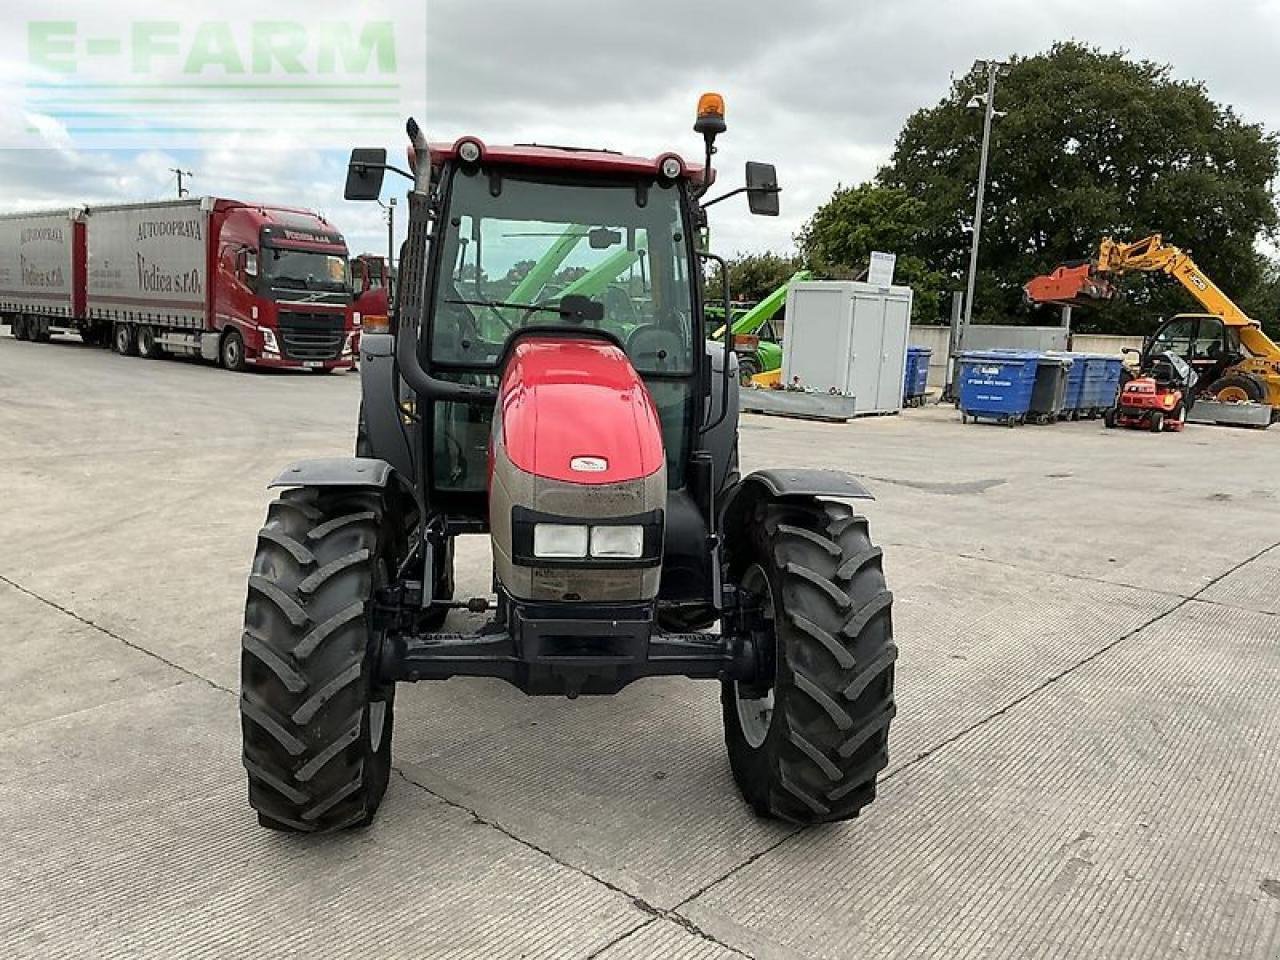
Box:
711;269;812;383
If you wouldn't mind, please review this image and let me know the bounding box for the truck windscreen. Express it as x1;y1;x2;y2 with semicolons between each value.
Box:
430;168;695;375
263;247;351;294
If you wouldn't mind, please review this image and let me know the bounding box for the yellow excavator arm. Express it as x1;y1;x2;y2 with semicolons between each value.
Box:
1097;235;1255;328
1096;235;1280;403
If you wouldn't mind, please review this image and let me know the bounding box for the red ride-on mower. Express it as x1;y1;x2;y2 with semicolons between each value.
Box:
1106;351;1196;433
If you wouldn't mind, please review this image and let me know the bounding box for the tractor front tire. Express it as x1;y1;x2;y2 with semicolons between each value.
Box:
240;486;397;833
738;356;761;386
723;497;896;824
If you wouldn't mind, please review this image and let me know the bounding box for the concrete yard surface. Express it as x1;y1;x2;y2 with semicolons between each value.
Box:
2;333;1279;959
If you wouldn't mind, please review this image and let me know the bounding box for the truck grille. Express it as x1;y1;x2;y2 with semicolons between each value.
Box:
277;311;345;361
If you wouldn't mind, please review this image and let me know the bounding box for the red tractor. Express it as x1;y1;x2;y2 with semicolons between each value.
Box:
1105;351;1195;432
238;96;897;832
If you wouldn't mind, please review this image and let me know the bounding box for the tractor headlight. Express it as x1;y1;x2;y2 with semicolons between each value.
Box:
533;523;589;559
590;525;645;559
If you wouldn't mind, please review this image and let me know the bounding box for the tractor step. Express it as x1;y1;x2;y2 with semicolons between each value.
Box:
1187;399;1273;429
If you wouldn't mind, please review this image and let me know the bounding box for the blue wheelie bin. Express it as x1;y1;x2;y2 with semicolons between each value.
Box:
904;346;932;407
957;350;1040;426
1082;355;1125;418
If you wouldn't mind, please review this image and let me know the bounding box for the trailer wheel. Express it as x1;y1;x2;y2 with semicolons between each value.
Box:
240;486;398;833
137;325;165;359
220;329;246;372
722;497;895;824
11;315;29;341
113;322;137;356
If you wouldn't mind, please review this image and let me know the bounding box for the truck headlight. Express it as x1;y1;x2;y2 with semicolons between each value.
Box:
590;525;644;559
261;328;280;354
533;523;589;559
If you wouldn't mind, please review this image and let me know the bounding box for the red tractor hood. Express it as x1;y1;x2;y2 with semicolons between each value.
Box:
495;338;665;485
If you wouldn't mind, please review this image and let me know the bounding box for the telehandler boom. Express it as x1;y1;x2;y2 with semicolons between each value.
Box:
1026;234;1280;411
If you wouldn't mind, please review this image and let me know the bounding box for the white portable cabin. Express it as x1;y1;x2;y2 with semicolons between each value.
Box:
781;281;914;415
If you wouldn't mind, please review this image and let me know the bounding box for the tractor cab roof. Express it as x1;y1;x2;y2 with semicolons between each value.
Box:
427;138;710;186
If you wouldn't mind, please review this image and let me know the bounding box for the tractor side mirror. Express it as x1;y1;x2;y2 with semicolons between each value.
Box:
345;148;388;201
745;162;780;217
236;249;258;280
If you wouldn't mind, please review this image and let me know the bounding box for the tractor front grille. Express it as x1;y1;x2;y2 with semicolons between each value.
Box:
276;311;345;361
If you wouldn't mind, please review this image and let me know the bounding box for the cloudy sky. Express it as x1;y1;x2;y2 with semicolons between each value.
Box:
3;0;1279;260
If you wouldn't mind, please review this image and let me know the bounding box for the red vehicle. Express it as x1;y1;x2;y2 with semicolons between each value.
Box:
2;198;358;373
350;253;391;320
1105;351;1195;432
349;253;392;356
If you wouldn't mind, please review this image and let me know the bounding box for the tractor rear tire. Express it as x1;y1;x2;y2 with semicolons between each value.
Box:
1104;409;1117;429
240;486;397;833
1205;373;1265;404
722;497;896;824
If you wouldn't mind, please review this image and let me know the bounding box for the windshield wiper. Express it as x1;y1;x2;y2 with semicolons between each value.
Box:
445;298;563;315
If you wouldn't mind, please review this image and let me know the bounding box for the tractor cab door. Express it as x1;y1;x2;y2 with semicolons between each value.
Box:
1146;315;1239;386
1144;315;1195;372
1187;315;1239;387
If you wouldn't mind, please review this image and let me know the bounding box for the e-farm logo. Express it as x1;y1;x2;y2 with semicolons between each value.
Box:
16;12;421;148
29;21;397;77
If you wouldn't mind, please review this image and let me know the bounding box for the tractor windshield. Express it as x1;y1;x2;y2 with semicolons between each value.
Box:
430;167;696;376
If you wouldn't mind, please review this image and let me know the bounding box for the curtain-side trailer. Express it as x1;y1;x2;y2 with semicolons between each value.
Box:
0;210;102;344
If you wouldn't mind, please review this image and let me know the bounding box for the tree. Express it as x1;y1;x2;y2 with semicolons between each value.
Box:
708;251;803;303
802;42;1280;333
796;183;948;322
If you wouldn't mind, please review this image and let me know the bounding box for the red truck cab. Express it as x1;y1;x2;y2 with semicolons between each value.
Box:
215;203;357;371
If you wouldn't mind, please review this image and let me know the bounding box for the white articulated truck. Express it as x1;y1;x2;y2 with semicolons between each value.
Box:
2;197;360;372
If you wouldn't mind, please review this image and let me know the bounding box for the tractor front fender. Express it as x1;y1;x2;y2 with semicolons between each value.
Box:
719;468;874;545
270;457;400;490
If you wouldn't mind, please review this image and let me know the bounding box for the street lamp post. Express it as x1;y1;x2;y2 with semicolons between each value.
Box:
961;60;1007;332
378;197;397;304
170;168;194;198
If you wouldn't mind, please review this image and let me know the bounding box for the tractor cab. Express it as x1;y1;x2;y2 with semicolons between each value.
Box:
420;142;705;497
1143;313;1243;392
